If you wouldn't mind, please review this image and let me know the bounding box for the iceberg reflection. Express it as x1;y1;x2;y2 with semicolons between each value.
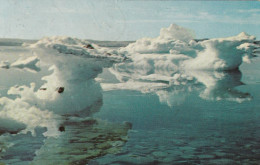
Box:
101;61;252;107
188;70;251;102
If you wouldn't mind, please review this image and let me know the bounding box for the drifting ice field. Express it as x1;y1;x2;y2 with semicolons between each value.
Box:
0;24;260;164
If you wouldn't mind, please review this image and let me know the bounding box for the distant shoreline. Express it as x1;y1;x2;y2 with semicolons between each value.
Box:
0;38;211;48
0;38;134;47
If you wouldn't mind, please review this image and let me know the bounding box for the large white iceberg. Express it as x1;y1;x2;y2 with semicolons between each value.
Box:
100;24;258;105
0;36;120;137
120;24;258;71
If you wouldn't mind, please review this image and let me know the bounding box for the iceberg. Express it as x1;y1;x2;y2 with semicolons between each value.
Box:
0;36;133;137
120;24;259;71
0;36;132;164
100;24;258;106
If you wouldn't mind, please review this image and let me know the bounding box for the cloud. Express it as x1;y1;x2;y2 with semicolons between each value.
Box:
42;6;90;14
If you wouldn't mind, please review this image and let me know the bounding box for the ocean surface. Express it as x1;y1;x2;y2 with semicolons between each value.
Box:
93;62;260;164
0;37;259;165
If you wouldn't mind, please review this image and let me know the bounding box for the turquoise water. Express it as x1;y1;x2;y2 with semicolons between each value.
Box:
90;60;260;164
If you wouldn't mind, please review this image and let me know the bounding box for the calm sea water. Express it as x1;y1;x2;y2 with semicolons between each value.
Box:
91;60;260;164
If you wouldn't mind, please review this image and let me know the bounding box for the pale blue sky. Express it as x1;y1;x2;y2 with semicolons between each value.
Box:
0;0;259;41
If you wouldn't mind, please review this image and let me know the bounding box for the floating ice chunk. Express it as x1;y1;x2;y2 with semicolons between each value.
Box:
0;37;117;137
121;24;258;71
7;61;104;115
10;56;40;72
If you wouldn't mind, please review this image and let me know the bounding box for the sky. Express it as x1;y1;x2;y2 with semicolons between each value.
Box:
0;0;260;41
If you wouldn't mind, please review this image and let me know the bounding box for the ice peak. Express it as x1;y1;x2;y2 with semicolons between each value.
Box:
159;24;194;42
236;32;256;40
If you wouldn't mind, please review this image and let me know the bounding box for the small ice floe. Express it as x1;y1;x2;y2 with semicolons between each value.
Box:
10;56;41;73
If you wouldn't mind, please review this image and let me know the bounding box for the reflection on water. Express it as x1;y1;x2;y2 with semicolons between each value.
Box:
93;59;260;164
94;69;260;165
187;70;251;102
101;60;252;107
